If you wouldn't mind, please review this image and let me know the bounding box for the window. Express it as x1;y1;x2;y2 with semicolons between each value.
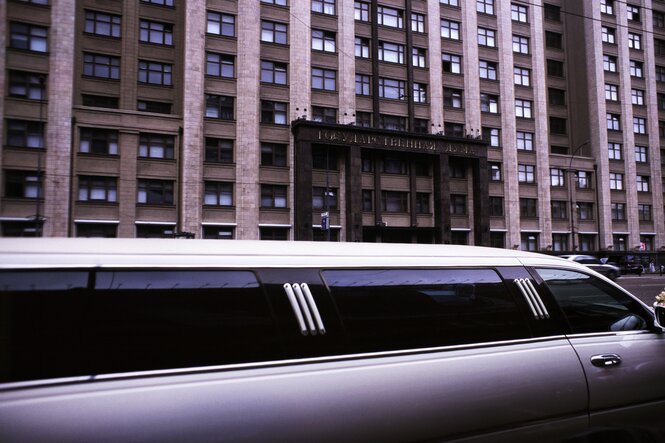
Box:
548;88;566;106
603;84;618;102
478;28;496;47
377;6;403;28
551;201;568;219
312;106;336;123
611;203;625;221
482;127;500;148
638;204;652;221
633;117;646;134
480;94;499;113
517;131;534;151
356;112;371;128
640;235;654;252
80;128;118;155
4;170;41;199
656;39;665;56
355;74;371;96
441;0;459;6
550;168;565;187
207;11;235;37
577;202;593;220
261;21;287;44
260;60;287;84
479;60;497;80
82;94;118;109
205;138;233;163
10;22;48;52
142;0;174;6
636;175;650;192
631;89;644;106
260;143;287;167
354;1;369;21
609;172;624;190
477;0;494;14
443;88;463;108
76;223;117;238
521;233;538;251
382;155;407;174
206;53;234;78
600;0;614;15
85;11;121;38
312;68;336;91
261;184;287;208
355;37;370;58
312;0;335;15
412;47;426;67
139;20;173;45
413;83;427;103
604;55;617;72
545;31;562;49
608;142;622;160
138;61;172;86
535;268;649;334
411;13;425;33
382;191;408;212
378;78;406;100
655;11;665;28
260;227;288;240
606;113;620;131
6;119;43;148
139;133;174;159
137;179;174;205
312;30;335;52
577;171;591;189
204;182;233;206
601;26;615;44
513;66;530;86
547;59;564;77
323;268;530;353
261;100;287;125
515;99;532;118
518;164;535;183
520;198;538;218
512;35;529;54
414;119;429;134
635;145;648;163
362;190;373;211
416;193;430;214
544;3;560;21
628;32;641;50
490;163;502;181
136;224;175;238
380;115;406;131
83;53;120;80
137;100;171;114
442;53;461;74
490;197;503;217
449;159;466;178
511;3;528;22
450;194;467;215
441;20;460;40
378;41;405;64
202;226;234;240
205;95;234;120
8;71;46;100
78;176;117;202
630;60;643;77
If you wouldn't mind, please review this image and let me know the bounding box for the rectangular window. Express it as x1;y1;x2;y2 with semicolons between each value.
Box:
312;106;337;123
6;119;43;148
548;88;566;106
139;20;173;45
513;66;530;86
206;53;234;78
443;88;463;108
602;26;615;44
356;112;372;128
142;0;174;6
611;203;625;221
80;128;118;155
377;6;403;28
380;115;406;131
604;55;617;72
518;164;535;183
382;191;408;212
609;172;624;190
520;198;538;218
441;20;460;40
552;234;568;252
137;100;171;114
605;84;618;101
600;0;614;15
261;20;288;44
512;35;529;54
544;3;560;21
480;94;499;113
489;163;502;181
549;117;567;135
511;3;528;22
478;28;496;47
312;187;338;210
482;127;500;148
517;131;534;151
550;168;565;187
577;171;591;189
260;143;287;167
206;11;235;37
4;170;41;199
577;202;593;220
204;181;234;206
312;68;336;91
85;11;121;38
312;0;335;15
354;1;370;21
551;201;568;219
413;83;427;103
606;113;620;131
205;138;234;163
378;41;405;64
547;59;564;77
138;61;172;86
490;197;503;217
608;142;622;160
477;0;494;14
412;47;426;68
78;176;117;202
10;22;48;52
633;117;647;134
139;133;175;159
441;0;459;5
411;13;425;33
636;175;650;192
415;193;430;214
205;95;234;120
137;179;174;205
355;74;371;96
630;60;643;77
378;78;406;100
261;100;287;125
260;184;287;208
515;99;532;118
312;30;336;52
355;37;370;58
635;145;648;163
82;94;118;109
631;88;644;106
628;32;641;50
442;53;461;74
260;60;287;85
450;194;467;215
638;204;652;221
480;60;498;80
83;53;120;80
8;71;46;100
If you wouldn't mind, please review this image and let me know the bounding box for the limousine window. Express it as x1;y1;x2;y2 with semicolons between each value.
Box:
322;269;531;352
535;268;648;334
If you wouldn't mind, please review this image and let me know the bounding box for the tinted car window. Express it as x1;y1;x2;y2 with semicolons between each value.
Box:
535;268;649;334
323;269;530;353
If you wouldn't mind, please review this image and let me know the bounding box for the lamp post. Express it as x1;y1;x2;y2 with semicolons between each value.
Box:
34;75;46;237
567;141;589;252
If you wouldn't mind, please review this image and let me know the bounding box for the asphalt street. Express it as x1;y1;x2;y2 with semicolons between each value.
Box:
615;274;665;306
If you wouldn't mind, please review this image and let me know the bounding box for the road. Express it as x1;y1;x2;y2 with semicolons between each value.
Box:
615;274;665;306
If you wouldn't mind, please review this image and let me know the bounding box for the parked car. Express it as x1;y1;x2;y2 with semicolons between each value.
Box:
560;254;621;280
606;255;645;276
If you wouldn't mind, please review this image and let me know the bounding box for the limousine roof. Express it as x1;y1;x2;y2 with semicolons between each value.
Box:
0;238;580;270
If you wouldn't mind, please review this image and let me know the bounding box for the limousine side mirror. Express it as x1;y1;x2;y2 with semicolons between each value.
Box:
655;306;665;332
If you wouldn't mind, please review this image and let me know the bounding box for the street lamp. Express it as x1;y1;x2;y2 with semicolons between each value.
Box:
34;75;46;236
567;141;590;252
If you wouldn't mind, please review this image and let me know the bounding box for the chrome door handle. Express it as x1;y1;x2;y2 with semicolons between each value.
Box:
591;354;622;367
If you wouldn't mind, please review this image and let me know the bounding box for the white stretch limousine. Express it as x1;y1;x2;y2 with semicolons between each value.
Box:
0;238;664;443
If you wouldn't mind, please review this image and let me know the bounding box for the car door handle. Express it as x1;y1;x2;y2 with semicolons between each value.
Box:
591;354;622;367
